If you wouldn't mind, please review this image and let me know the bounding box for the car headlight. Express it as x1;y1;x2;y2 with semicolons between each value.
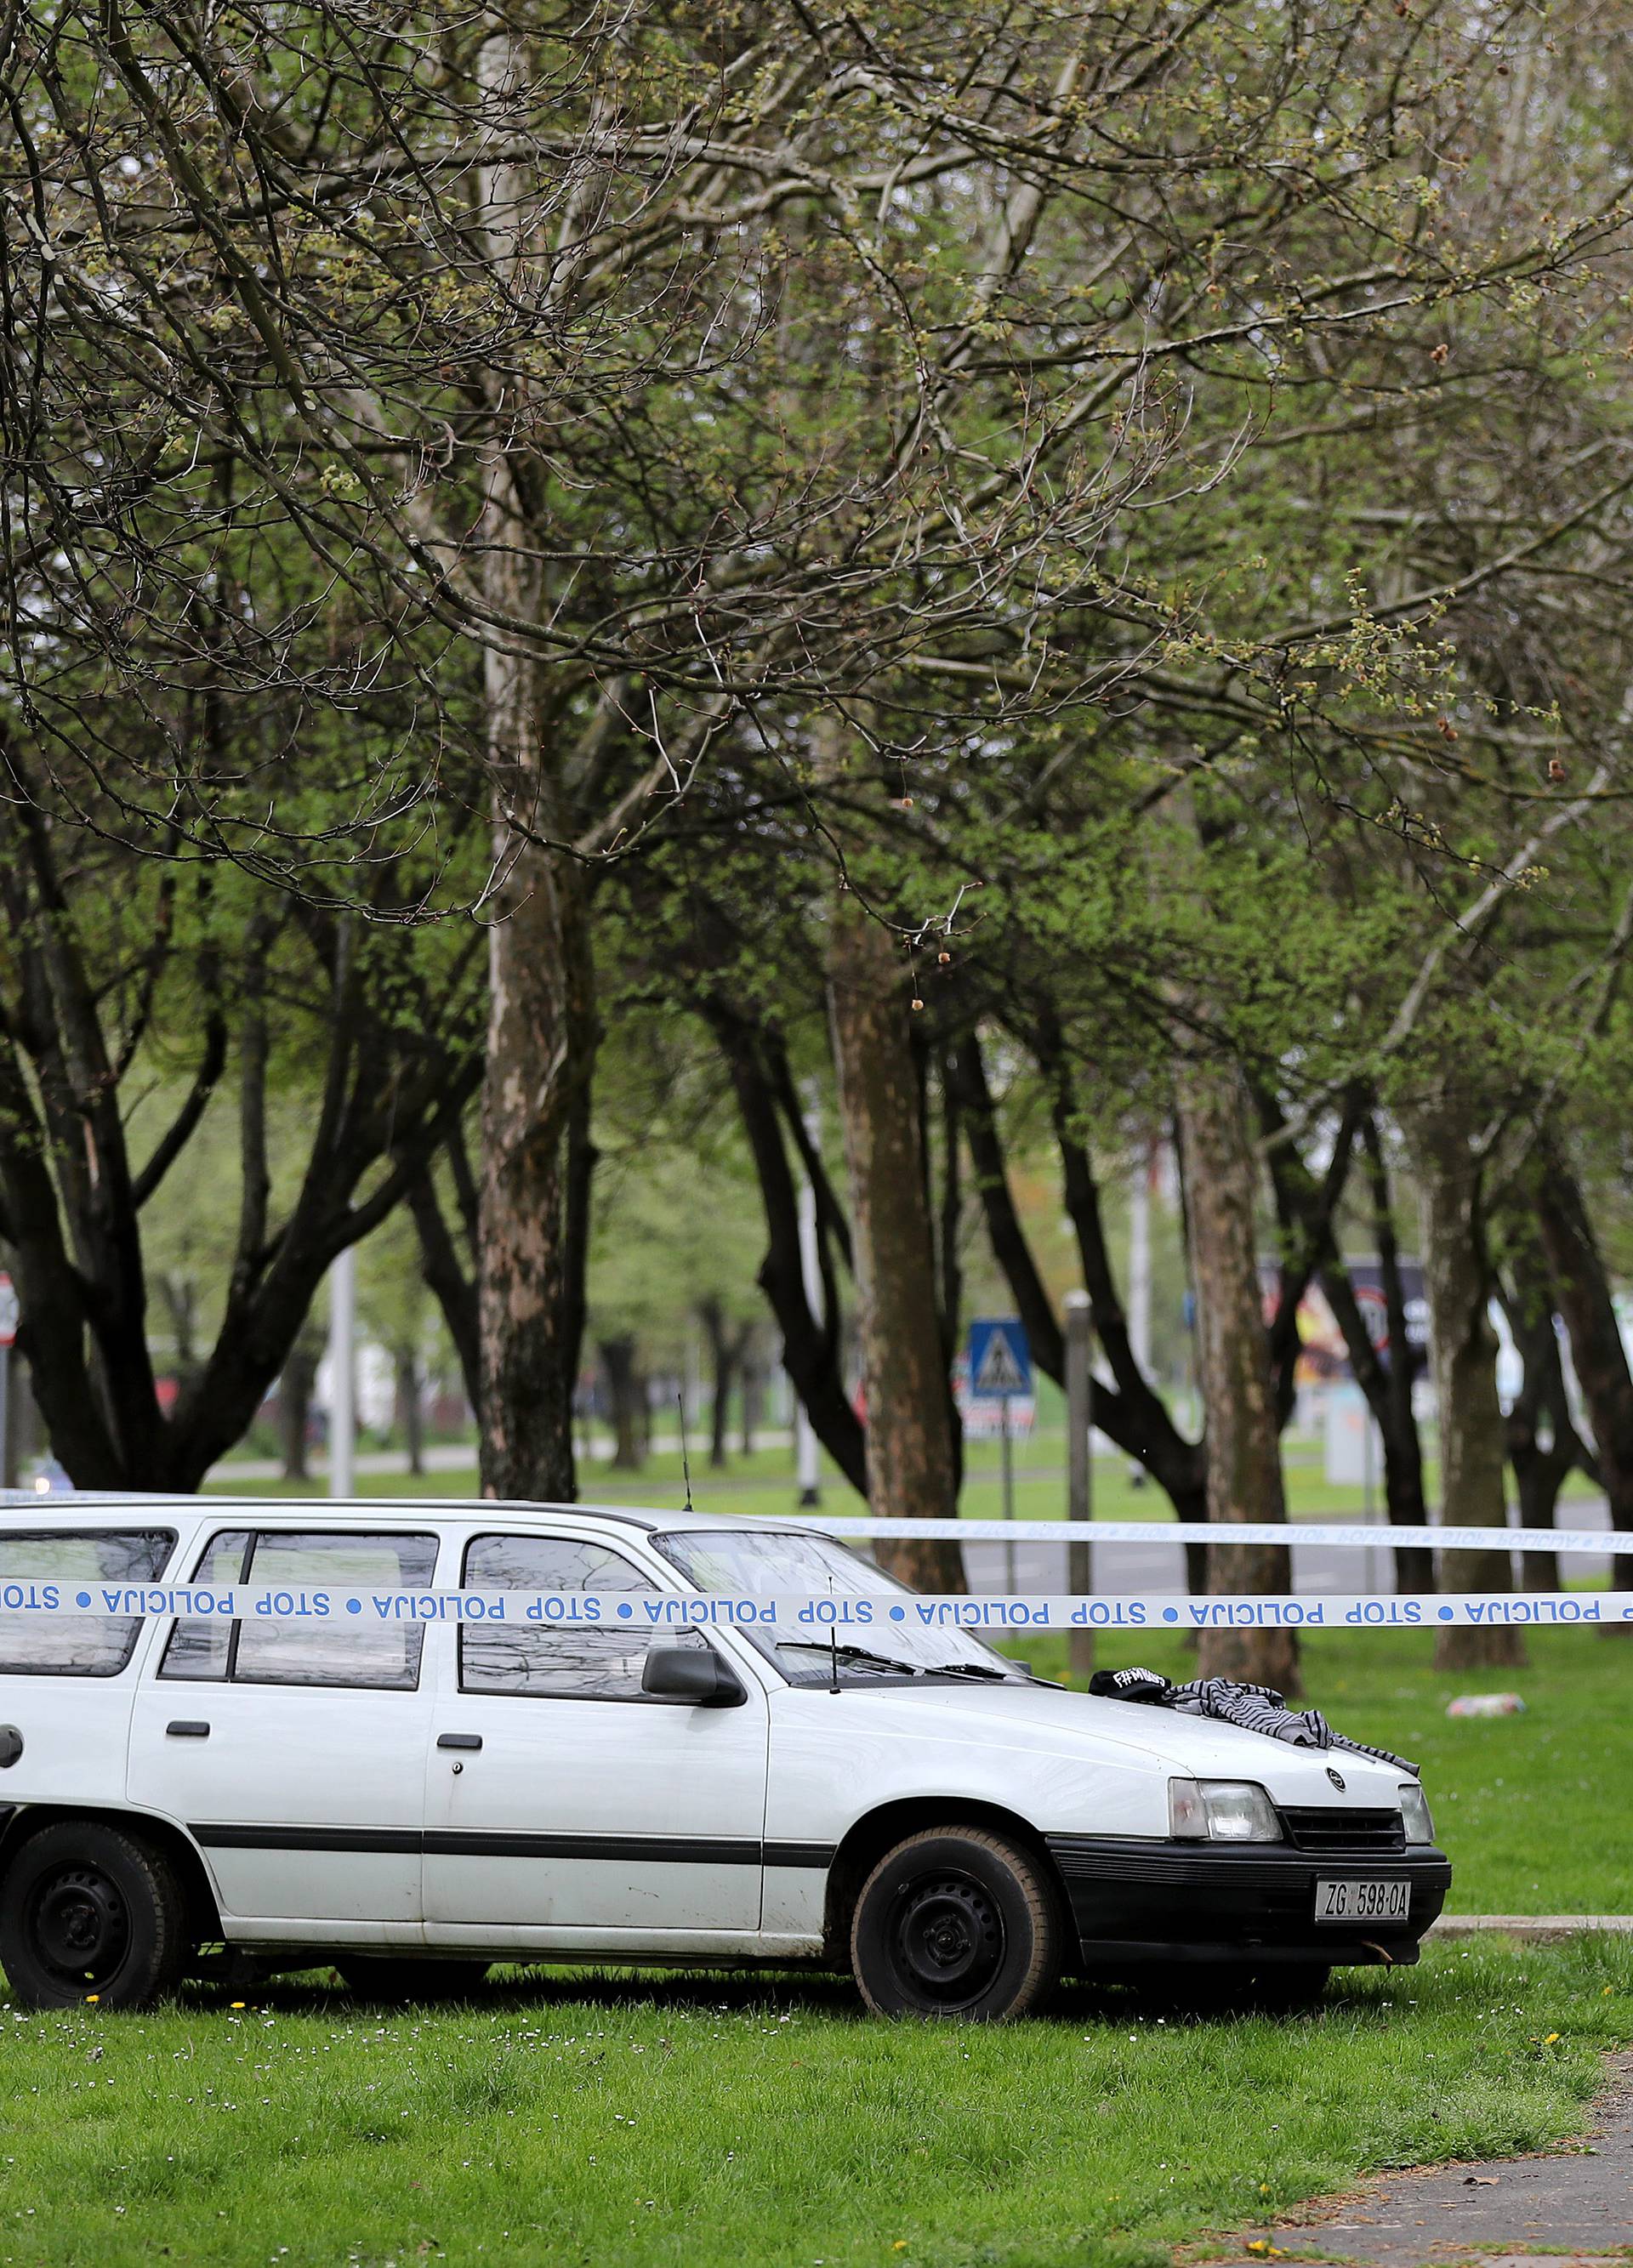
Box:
1399;1780;1435;1845
1169;1777;1281;1842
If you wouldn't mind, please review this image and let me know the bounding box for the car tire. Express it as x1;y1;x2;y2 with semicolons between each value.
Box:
0;1820;188;2011
850;1827;1062;2020
336;1958;491;2004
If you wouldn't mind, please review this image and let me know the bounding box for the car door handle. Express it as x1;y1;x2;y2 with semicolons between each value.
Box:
166;1720;210;1738
437;1732;482;1752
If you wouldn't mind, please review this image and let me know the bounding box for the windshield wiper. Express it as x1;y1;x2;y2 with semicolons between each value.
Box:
777;1640;920;1676
922;1660;1012;1681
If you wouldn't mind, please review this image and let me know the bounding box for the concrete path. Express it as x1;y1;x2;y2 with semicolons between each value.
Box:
1430;1918;1633;1945
1204;2053;1633;2265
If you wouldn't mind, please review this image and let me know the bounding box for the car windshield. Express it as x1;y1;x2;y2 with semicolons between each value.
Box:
651;1527;1023;1686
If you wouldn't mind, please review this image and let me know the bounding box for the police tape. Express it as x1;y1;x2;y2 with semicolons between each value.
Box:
0;1585;1626;1628
792;1515;1629;1554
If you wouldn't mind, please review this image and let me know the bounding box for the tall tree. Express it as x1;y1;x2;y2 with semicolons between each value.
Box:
1531;1135;1633;1597
828;888;963;1585
1399;1086;1526;1670
0;773;480;1488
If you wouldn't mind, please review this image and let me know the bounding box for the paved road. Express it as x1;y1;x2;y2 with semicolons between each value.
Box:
959;1503;1621;1596
1208;2050;1633;2264
961;1531;1620;1597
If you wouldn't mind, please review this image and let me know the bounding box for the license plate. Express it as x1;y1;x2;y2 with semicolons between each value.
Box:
1314;1878;1411;1925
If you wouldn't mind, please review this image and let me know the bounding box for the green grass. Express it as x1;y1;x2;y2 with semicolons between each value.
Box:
0;1941;1628;2268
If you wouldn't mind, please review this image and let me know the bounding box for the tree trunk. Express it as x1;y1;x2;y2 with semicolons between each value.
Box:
600;1335;645;1471
474;676;598;1503
936;1052;964;1371
395;1349;425;1478
1401;1094;1525;1670
1355;1113;1436;1591
697;1297;743;1471
409;1170;481;1413
1266;1101;1435;1591
1174;1051;1300;1694
1533;1135;1633;1598
1494;1180;1592;1591
710;1354;735;1471
3;1353;37;1490
1320;1249;1437;1590
828;890;964;1592
703;999;868;1494
279;1337;320;1482
740;1354;761;1458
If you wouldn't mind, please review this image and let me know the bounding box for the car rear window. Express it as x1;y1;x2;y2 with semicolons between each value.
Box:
0;1529;176;1677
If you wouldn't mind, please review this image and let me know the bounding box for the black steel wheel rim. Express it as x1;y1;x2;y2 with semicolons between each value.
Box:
28;1865;130;1987
888;1870;1005;2009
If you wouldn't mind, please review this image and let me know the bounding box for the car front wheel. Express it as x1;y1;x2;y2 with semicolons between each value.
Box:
850;1826;1062;2020
0;1820;188;2011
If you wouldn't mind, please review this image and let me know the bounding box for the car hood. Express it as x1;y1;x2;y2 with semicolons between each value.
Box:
805;1677;1411;1804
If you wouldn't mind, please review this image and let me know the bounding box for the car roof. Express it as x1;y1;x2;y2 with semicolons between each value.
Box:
0;1492;826;1543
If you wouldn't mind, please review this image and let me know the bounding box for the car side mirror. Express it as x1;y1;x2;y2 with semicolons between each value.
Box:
641;1644;747;1708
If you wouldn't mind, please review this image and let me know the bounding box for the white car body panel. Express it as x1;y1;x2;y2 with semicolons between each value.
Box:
128;1681;432;1929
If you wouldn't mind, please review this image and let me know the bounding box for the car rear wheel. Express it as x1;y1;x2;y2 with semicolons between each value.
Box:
0;1821;188;2011
850;1827;1062;2020
335;1958;491;2004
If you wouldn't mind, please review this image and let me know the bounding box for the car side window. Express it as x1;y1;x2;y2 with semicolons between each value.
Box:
160;1530;438;1691
160;1531;251;1682
460;1533;699;1700
0;1529;176;1678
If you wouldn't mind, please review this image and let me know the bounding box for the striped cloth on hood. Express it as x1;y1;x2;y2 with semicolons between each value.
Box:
1088;1665;1415;1776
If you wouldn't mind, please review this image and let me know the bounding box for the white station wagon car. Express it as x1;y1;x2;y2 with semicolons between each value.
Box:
0;1501;1450;2019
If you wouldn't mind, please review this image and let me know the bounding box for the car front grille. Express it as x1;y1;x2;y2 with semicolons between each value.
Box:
1281;1805;1406;1856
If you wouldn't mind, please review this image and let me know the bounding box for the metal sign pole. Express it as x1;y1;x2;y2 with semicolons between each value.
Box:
965;1316;1032;1597
1064;1290;1094;1681
1000;1395;1016;1588
0;1273;17;1492
328;1245;356;1501
794;1100;823;1509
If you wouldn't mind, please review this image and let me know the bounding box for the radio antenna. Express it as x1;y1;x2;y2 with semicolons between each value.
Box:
677;1392;694;1515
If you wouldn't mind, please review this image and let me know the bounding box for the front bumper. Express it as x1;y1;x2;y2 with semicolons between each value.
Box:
1046;1833;1452;1972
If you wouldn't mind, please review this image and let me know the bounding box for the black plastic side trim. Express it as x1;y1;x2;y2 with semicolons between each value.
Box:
188;1823;837;1870
763;1842;835;1869
194;1823;421;1855
421;1830;759;1865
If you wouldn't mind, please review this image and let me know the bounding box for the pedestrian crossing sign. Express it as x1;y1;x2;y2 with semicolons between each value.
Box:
967;1317;1031;1400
